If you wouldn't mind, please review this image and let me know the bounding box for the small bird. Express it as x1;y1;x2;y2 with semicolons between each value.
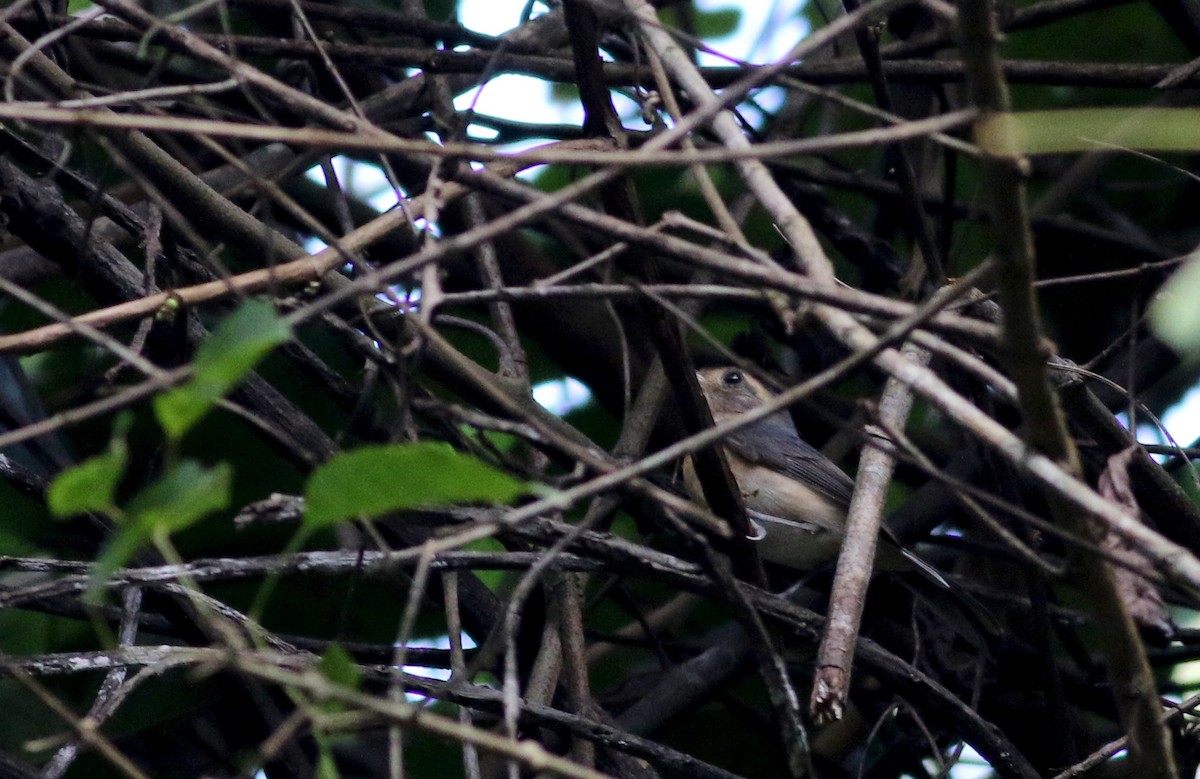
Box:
684;367;1001;647
684;366;911;572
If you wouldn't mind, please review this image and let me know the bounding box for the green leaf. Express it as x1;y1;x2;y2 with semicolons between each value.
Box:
463;536;507;591
126;460;233;536
320;644;362;691
154;384;216;445
314;746;341;779
85;460;232;602
155;299;290;441
304;442;528;528
695;7;741;38
47;415;130;517
86;526;147;605
977;108;1200;157
1151;250;1200;355
193;299;291;386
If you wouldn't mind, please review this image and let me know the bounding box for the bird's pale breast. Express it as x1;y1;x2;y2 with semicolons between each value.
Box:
683;450;847;569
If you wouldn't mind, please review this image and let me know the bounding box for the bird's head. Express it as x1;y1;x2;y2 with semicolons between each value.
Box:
695;367;773;419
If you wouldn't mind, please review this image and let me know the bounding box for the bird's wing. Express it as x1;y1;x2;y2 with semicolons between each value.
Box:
724;413;855;507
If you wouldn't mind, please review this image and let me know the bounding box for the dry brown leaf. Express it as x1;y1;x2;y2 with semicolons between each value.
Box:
1097;446;1175;641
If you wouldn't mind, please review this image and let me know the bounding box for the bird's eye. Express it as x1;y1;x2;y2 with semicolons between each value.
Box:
722;370;742;386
